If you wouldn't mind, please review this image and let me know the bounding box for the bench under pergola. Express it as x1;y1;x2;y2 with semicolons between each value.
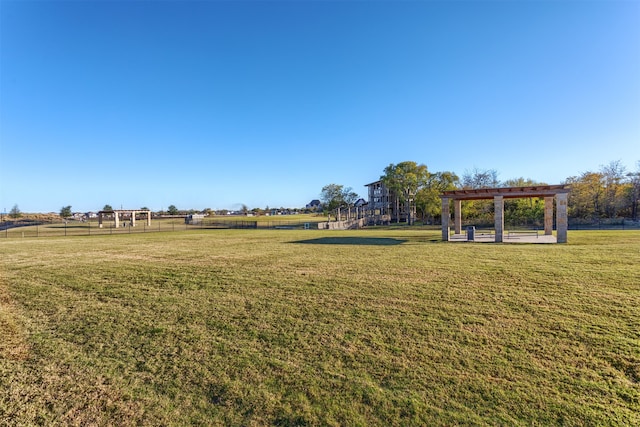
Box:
440;185;570;243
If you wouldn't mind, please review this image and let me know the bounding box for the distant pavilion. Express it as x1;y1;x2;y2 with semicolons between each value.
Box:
98;209;152;228
440;185;570;243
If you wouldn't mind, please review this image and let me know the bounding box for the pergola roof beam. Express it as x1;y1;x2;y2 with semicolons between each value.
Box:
441;185;570;201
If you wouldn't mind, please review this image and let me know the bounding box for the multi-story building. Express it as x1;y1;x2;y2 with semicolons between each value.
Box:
365;180;416;224
365;180;390;217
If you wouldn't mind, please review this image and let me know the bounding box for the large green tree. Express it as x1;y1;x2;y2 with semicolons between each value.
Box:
320;184;344;220
60;206;72;219
9;204;21;219
502;178;545;227
415;171;459;224
565;172;605;220
381;161;429;224
320;184;359;221
459;168;500;224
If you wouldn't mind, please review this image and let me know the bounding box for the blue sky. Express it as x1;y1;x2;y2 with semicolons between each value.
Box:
1;0;639;213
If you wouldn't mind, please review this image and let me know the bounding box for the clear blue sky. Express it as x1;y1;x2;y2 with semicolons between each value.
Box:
1;0;639;213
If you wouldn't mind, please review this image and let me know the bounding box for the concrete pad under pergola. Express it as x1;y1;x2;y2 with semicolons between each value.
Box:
440;185;570;243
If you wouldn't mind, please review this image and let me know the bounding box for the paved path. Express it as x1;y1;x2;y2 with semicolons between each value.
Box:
449;233;557;243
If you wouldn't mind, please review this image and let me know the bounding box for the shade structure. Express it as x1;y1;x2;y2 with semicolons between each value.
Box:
440;185;570;243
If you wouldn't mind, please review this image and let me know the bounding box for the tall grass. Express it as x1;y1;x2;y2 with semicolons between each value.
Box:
1;229;639;425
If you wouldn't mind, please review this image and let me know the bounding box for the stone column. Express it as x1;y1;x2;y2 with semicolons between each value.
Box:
131;211;136;227
98;212;103;228
556;193;568;243
494;196;504;243
114;212;120;228
454;199;462;235
441;197;450;241
147;211;152;226
544;196;554;235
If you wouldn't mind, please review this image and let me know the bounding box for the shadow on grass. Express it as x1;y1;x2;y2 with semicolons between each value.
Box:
292;237;407;246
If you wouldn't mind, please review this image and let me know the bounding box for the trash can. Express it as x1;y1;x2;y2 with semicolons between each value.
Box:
467;226;475;241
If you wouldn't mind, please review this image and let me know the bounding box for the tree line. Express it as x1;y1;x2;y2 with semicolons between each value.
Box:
322;159;640;226
565;160;639;222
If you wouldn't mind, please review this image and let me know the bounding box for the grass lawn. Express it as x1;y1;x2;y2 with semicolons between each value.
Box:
1;229;639;425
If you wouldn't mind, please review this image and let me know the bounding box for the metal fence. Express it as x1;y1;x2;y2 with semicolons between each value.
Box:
458;218;640;231
0;218;324;238
2;217;638;239
567;219;640;230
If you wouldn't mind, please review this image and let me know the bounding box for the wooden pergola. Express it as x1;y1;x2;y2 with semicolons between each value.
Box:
440;185;570;243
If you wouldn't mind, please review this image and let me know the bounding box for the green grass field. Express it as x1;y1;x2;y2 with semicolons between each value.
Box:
1;229;639;426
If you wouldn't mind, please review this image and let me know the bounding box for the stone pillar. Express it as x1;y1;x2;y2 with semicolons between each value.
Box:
114;212;120;228
147;211;152;226
131;211;136;227
544;196;554;235
556;193;568;243
441;197;450;241
98;212;103;228
494;196;504;243
454;199;462;235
